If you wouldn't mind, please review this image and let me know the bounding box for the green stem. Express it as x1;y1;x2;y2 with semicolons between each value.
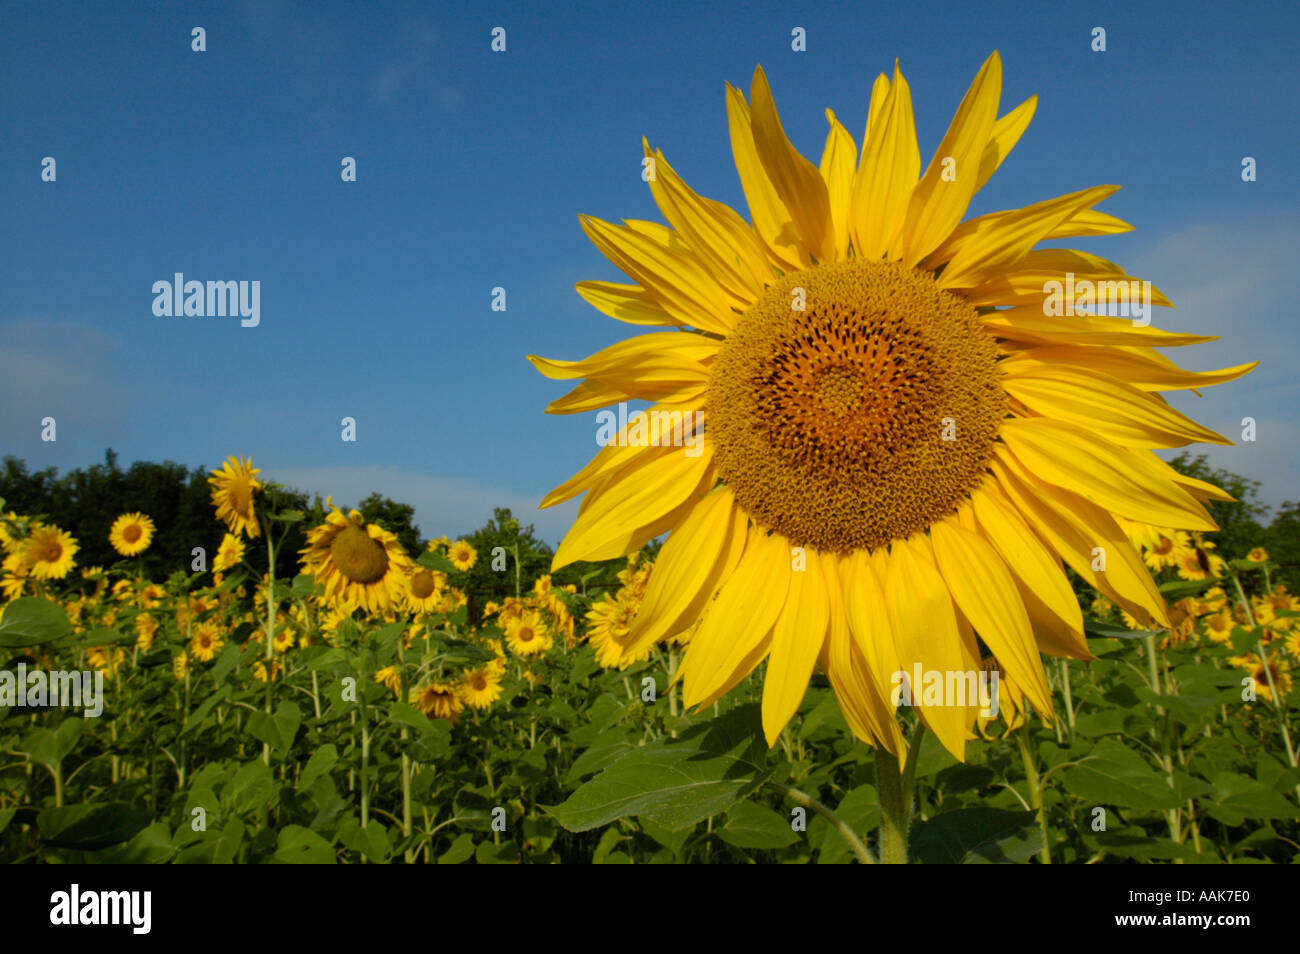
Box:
769;780;874;864
875;746;909;864
1015;726;1051;864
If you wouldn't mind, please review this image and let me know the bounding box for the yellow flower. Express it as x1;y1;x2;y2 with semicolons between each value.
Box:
299;508;415;615
1247;547;1269;563
531;52;1251;757
1202;611;1234;644
505;610;552;656
533;575;553;598
141;584;166;609
1;553;29;599
457;667;503;710
209;456;263;538
190;622;224;662
374;665;403;698
173;651;190;680
585;594;650;669
272;627;295;654
1229;653;1293;703
404;567;446;614
214;533;245;573
411;682;463;724
135;613;159;651
1285;630;1300;661
1176;546;1226;581
108;512;155;557
1143;529;1190;571
482;600;500;619
87;645;126;676
253;660;282;682
447;540;477;572
21;525;78;580
1089;597;1114;619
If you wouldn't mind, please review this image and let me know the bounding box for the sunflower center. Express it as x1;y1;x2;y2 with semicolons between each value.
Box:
518;626;535;642
708;259;1006;552
471;674;487;690
39;541;63;563
409;570;436;599
229;478;252;514
329;525;390;584
123;524;143;543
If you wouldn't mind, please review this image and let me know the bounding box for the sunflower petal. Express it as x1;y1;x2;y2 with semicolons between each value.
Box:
575;280;682;327
973;95;1036;194
762;545;831;744
850;62;920;261
818;109;857;261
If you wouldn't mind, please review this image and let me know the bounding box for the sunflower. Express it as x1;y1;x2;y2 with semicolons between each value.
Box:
1229;653;1293;703
586;594;651;669
411;682;464;724
135;613;159;651
214;533;245;573
108;512;155;557
209;456;263;538
1202;610;1234;644
173;651;190;680
87;645;127;676
374;665;404;698
505;610;552;656
190;622;224;662
253;660;283;682
457;666;503;710
531;52;1252;758
404;567;446;614
22;525;78;580
1247;547;1269;563
447;540;477;572
1144;530;1190;572
299;507;414;615
1;554;29;600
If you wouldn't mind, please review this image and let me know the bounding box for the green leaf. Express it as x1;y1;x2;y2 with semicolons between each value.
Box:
909;808;1043;864
440;638;497;665
289;574;321;599
547;704;770;832
273;825;335;863
1084;617;1159;640
1206;772;1300;826
245;701;302;757
811;785;879;864
180;685;231;737
719;800;799;850
0;597;72;647
27;718;83;768
38;802;152;850
226;759;274;817
298;744;338;792
1058;738;1182;811
417;550;457;573
438;832;476;864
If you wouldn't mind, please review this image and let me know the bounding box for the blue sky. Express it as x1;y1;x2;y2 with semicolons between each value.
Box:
3;0;1297;544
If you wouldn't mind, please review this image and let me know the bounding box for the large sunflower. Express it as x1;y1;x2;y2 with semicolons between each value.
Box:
109;512;155;557
299;507;414;615
209;456;263;539
531;52;1254;759
22;525;78;580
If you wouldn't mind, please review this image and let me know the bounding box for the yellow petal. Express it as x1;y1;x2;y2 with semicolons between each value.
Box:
726;83;809;272
842;549;901;710
576;280;681;327
980;306;1214;348
999;418;1217;530
900;51;1002;267
973;95;1037;194
762;545;830;744
883;535;974;760
682;529;789;708
818;109;857;261
930;517;1052;715
999;344;1256;392
1042;208;1133;240
643;141;772;302
1004;366;1230;448
749;66;836;262
971;485;1090;660
553;447;714;568
579;215;736;334
850;62;920;261
624;486;747;654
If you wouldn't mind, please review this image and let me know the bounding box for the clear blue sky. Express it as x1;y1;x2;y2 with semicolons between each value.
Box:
3;0;1297;543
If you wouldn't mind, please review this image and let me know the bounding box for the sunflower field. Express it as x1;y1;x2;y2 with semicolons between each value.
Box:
4;38;1297;871
0;448;1296;864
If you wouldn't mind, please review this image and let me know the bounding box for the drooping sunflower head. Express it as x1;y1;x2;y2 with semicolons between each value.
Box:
533;52;1255;759
210;456;263;539
299;507;415;616
411;682;464;724
109;512;155;557
214;533;246;573
22;525;78;580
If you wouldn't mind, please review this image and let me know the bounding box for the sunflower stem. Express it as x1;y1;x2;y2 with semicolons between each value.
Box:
874;745;909;864
769;780;874;864
1015;725;1051;864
